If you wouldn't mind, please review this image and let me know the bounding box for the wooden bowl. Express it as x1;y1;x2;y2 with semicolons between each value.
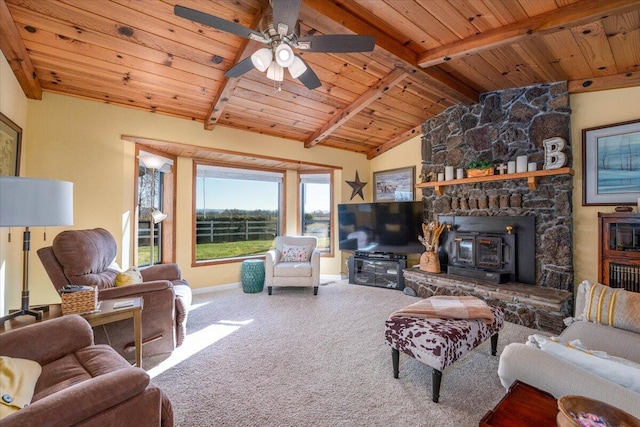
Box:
557;395;640;427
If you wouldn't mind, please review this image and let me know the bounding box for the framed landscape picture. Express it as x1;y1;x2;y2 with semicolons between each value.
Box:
582;119;640;205
0;112;22;176
373;166;415;202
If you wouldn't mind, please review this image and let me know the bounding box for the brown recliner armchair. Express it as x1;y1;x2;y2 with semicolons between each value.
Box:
0;315;173;427
37;228;192;358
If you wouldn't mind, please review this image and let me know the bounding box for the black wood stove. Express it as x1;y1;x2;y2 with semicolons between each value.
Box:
438;215;536;284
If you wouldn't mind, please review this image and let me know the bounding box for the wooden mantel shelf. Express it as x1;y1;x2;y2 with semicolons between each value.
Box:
416;167;574;195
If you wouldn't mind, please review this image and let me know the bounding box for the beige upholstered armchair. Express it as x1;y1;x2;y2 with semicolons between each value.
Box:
37;228;192;358
265;236;320;295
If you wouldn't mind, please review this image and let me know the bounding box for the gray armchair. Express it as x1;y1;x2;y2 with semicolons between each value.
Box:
37;228;192;358
265;236;320;295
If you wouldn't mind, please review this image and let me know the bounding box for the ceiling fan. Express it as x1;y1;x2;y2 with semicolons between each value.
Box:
174;0;376;90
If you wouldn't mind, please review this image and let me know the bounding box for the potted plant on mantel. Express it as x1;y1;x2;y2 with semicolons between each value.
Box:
466;160;495;178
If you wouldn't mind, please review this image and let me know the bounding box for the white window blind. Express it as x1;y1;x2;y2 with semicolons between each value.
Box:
300;173;330;184
197;165;283;182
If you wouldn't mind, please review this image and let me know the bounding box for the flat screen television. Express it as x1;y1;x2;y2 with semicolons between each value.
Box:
338;201;424;254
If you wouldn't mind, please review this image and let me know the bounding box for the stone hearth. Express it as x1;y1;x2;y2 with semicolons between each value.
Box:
404;268;572;334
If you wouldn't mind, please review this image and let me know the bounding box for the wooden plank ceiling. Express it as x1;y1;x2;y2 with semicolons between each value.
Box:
2;0;640;160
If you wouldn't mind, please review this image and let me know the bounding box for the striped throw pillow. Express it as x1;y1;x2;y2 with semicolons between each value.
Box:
581;280;640;333
584;281;620;326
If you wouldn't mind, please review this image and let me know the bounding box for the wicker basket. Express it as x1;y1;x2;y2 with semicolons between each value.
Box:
61;286;98;315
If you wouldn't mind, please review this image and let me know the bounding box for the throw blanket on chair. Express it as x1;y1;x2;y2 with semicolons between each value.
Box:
390;296;495;324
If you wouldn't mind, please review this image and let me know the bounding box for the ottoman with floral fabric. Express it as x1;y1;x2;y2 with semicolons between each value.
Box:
385;296;504;402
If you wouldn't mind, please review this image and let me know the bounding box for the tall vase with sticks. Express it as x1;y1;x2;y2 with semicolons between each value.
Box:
418;222;445;273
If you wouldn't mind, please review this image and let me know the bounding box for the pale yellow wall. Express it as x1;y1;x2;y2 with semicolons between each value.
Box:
0;54;29;315
571;86;640;285
0;91;369;310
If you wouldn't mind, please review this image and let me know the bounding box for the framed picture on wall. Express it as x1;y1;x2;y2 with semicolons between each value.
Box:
582;119;640;205
373;166;415;202
0;112;22;177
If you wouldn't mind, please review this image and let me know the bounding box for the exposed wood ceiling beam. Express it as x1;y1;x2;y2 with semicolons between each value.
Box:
305;67;408;148
366;125;422;160
303;0;478;103
204;1;268;130
418;0;640;68
0;0;41;99
569;71;640;93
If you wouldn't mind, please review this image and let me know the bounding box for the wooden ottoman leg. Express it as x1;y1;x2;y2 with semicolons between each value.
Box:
432;369;442;403
491;333;499;356
268;286;272;295
391;348;399;379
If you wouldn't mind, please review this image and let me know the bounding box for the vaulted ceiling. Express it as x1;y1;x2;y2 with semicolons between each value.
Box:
2;0;639;159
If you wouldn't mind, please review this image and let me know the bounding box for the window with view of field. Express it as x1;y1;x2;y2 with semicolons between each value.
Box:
194;164;283;261
300;172;332;253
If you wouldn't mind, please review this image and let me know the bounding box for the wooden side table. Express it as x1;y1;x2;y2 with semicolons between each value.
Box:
1;297;144;368
480;380;558;427
83;298;144;368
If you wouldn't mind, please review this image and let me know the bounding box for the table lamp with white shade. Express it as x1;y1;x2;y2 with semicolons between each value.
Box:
0;177;73;323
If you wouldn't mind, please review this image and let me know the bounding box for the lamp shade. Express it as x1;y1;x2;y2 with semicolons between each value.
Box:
251;48;273;72
288;55;308;79
139;154;167;170
151;209;167;224
0;177;73;227
275;43;294;68
266;62;284;82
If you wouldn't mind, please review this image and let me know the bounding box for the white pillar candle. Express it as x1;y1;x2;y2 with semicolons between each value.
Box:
437;172;444;182
456;168;464;179
528;162;537;172
516;155;528;173
507;161;516;174
445;166;454;181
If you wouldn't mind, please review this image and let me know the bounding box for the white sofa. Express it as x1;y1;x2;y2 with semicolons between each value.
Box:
498;281;640;418
264;236;320;295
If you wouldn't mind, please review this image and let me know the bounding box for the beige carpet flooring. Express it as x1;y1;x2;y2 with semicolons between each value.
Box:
147;280;538;427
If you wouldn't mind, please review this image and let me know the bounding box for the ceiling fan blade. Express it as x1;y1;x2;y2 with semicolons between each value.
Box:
224;57;255;78
174;5;264;41
297;35;376;53
296;60;322;90
272;0;301;36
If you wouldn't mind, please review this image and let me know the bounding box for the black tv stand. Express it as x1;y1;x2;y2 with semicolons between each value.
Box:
348;253;406;290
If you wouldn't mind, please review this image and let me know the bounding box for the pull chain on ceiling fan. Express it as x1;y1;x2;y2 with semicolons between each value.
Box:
174;0;375;90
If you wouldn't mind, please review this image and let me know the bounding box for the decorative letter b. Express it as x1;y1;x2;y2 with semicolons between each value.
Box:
543;137;567;170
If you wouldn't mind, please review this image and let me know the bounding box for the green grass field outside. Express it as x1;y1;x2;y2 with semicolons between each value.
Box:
139;237;330;264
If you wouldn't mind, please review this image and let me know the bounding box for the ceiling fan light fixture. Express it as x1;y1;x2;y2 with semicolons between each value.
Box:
266;62;284;81
275;43;294;67
288;55;307;79
251;48;273;72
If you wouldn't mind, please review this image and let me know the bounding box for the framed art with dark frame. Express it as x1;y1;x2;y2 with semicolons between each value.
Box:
0;112;22;176
582;119;640;205
373;166;415;202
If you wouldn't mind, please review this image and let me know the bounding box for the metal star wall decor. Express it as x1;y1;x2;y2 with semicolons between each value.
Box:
346;171;367;200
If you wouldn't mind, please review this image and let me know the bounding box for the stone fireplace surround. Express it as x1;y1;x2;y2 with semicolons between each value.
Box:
407;82;575;333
